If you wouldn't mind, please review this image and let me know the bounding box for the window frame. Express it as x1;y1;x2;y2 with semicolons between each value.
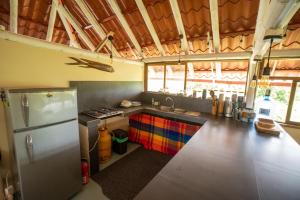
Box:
286;80;300;126
258;57;300;126
145;60;249;94
145;61;188;93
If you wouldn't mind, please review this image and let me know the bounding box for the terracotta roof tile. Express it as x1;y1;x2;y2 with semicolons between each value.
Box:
84;0;134;51
269;59;300;71
142;0;179;43
218;0;259;34
116;0;154;47
192;60;248;71
177;0;211;39
221;33;253;52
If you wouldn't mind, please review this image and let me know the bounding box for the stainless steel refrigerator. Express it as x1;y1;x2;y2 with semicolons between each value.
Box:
3;88;82;200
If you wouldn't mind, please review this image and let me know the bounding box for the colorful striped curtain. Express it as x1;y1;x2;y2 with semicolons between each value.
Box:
129;113;201;156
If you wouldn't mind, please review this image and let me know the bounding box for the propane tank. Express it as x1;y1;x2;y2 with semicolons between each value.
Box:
81;159;89;185
98;127;112;164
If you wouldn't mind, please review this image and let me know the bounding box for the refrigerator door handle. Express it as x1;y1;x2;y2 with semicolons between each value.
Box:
21;94;29;127
25;134;34;162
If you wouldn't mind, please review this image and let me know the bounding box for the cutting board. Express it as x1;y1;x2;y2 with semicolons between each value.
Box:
255;121;281;136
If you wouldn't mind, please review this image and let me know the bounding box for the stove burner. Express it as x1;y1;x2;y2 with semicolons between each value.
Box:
82;107;123;119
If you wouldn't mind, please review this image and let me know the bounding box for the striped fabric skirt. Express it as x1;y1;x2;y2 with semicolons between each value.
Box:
129;113;201;156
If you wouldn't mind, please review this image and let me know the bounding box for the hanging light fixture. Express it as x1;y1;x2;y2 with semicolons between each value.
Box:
108;35;114;64
250;60;259;88
260;38;273;88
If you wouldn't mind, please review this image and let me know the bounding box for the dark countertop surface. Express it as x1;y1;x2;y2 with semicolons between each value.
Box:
79;105;208;126
78;105;300;199
134;116;300;200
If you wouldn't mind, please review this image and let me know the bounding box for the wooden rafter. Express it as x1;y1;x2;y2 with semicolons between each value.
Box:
74;0;120;57
106;0;143;57
169;0;189;54
207;32;216;84
9;0;18;33
56;1;95;50
135;0;165;56
252;0;300;60
209;0;220;53
46;0;58;42
55;1;80;48
127;43;138;59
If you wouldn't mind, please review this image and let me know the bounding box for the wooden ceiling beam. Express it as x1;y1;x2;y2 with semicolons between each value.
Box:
55;1;80;48
252;0;300;61
142;48;300;64
135;0;165;56
209;0;220;53
9;0;18;33
74;0;120;57
106;0;143;57
0;29;144;65
169;0;189;54
56;1;95;51
143;51;252;63
127;43;138;59
46;0;58;42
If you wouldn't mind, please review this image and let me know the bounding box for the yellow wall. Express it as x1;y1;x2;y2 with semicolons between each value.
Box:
0;38;144;178
0;38;143;87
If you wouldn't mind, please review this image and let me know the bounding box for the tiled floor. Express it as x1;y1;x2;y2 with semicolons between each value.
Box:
72;142;141;200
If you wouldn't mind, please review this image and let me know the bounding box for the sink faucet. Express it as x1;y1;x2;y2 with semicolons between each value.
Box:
165;97;175;111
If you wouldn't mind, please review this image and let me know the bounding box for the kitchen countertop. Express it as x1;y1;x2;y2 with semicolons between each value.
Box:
79;105;208;126
134;115;300;200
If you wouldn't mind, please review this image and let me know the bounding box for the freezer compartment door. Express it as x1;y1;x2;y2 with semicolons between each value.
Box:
14;120;82;200
8;90;78;130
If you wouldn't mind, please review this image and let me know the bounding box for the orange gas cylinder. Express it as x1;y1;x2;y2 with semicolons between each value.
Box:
98;127;112;164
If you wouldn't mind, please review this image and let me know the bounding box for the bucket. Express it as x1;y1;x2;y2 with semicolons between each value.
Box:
98;127;112;164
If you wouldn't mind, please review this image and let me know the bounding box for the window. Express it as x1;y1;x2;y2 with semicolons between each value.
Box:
255;58;300;124
147;65;164;92
255;80;292;122
146;61;249;96
165;64;185;94
288;81;300;124
186;61;248;97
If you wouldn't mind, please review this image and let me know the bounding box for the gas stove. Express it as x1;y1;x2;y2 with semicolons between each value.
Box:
82;107;124;119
